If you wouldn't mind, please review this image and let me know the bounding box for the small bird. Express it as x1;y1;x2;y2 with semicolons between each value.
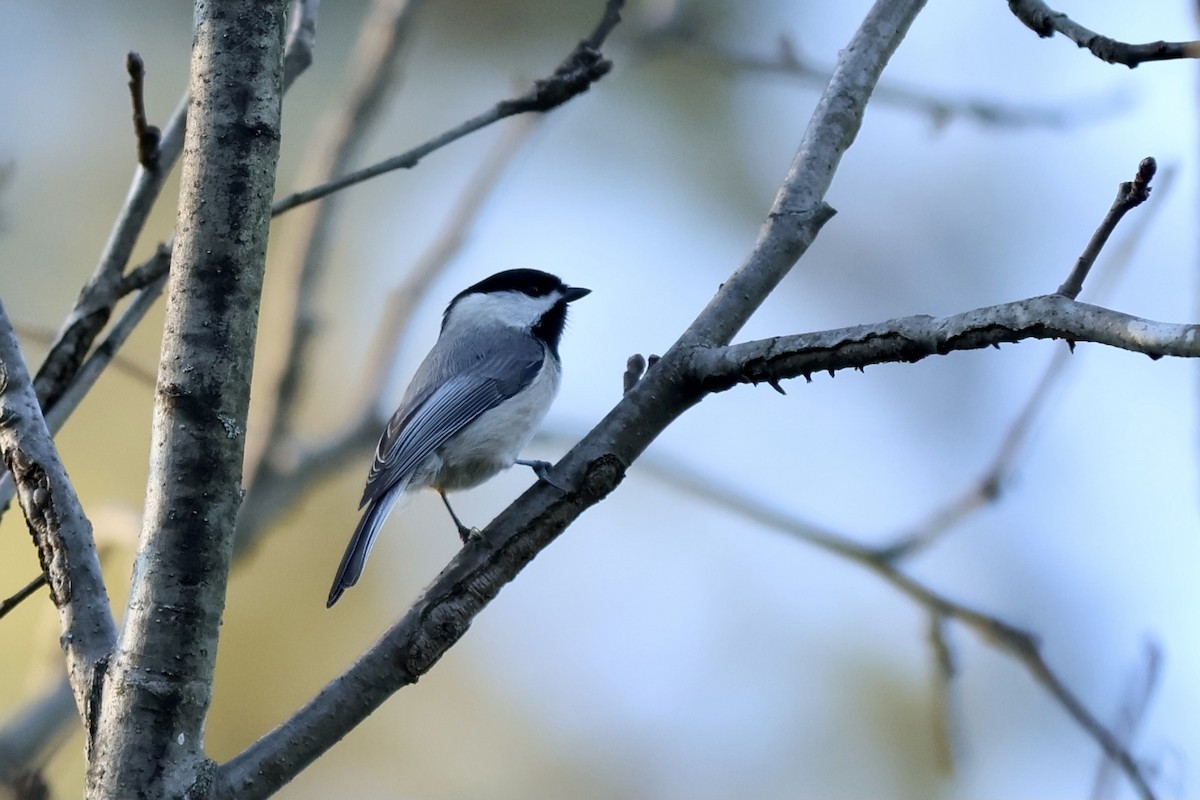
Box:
327;269;590;607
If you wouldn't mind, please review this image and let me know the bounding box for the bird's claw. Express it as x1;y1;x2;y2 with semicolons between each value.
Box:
518;458;567;492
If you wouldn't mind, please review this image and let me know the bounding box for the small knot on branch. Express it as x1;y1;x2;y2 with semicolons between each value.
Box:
524;45;613;112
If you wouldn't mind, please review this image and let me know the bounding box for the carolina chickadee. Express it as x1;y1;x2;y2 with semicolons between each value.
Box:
327;269;590;607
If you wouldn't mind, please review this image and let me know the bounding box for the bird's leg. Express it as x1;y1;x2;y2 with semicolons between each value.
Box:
517;458;567;491
438;489;477;543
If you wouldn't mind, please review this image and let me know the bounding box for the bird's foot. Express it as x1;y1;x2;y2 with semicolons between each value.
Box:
517;458;567;491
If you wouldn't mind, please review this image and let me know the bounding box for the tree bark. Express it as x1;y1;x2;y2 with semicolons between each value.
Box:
85;1;287;797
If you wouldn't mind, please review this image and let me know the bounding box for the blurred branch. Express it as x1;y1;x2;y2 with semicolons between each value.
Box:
1091;639;1162;800
626;450;1156;800
247;0;427;485
0;300;118;717
927;612;959;774
0;681;74;787
1007;0;1200;67
216;1;923;795
643;28;1114;129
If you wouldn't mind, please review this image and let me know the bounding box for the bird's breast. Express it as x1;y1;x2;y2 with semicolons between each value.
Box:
432;358;561;490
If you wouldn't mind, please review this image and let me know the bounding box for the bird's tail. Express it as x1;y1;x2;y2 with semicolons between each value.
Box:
327;488;405;607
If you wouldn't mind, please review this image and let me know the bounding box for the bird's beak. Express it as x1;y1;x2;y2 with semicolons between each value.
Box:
563;286;591;303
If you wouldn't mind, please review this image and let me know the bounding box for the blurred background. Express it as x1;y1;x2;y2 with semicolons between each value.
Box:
1;1;1197;798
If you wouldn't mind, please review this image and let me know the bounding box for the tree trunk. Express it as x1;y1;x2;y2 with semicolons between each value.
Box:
85;1;287;796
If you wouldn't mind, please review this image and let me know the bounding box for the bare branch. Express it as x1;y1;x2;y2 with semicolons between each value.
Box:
269;0;623;217
882;165;1177;559
690;294;1200;393
27;0;320;432
1007;0;1200;67
42;277;166;437
0;301;117;716
1057;157;1156;299
31;90;186;413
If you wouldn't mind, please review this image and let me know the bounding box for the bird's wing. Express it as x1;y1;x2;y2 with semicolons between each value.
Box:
359;331;545;507
329;331;546;607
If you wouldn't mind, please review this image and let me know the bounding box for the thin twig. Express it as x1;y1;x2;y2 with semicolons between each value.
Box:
0;573;46;621
1007;0;1200;67
1057;158;1156;299
125;52;160;170
30;91;186;413
881;165;1177;559
269;0;621;217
